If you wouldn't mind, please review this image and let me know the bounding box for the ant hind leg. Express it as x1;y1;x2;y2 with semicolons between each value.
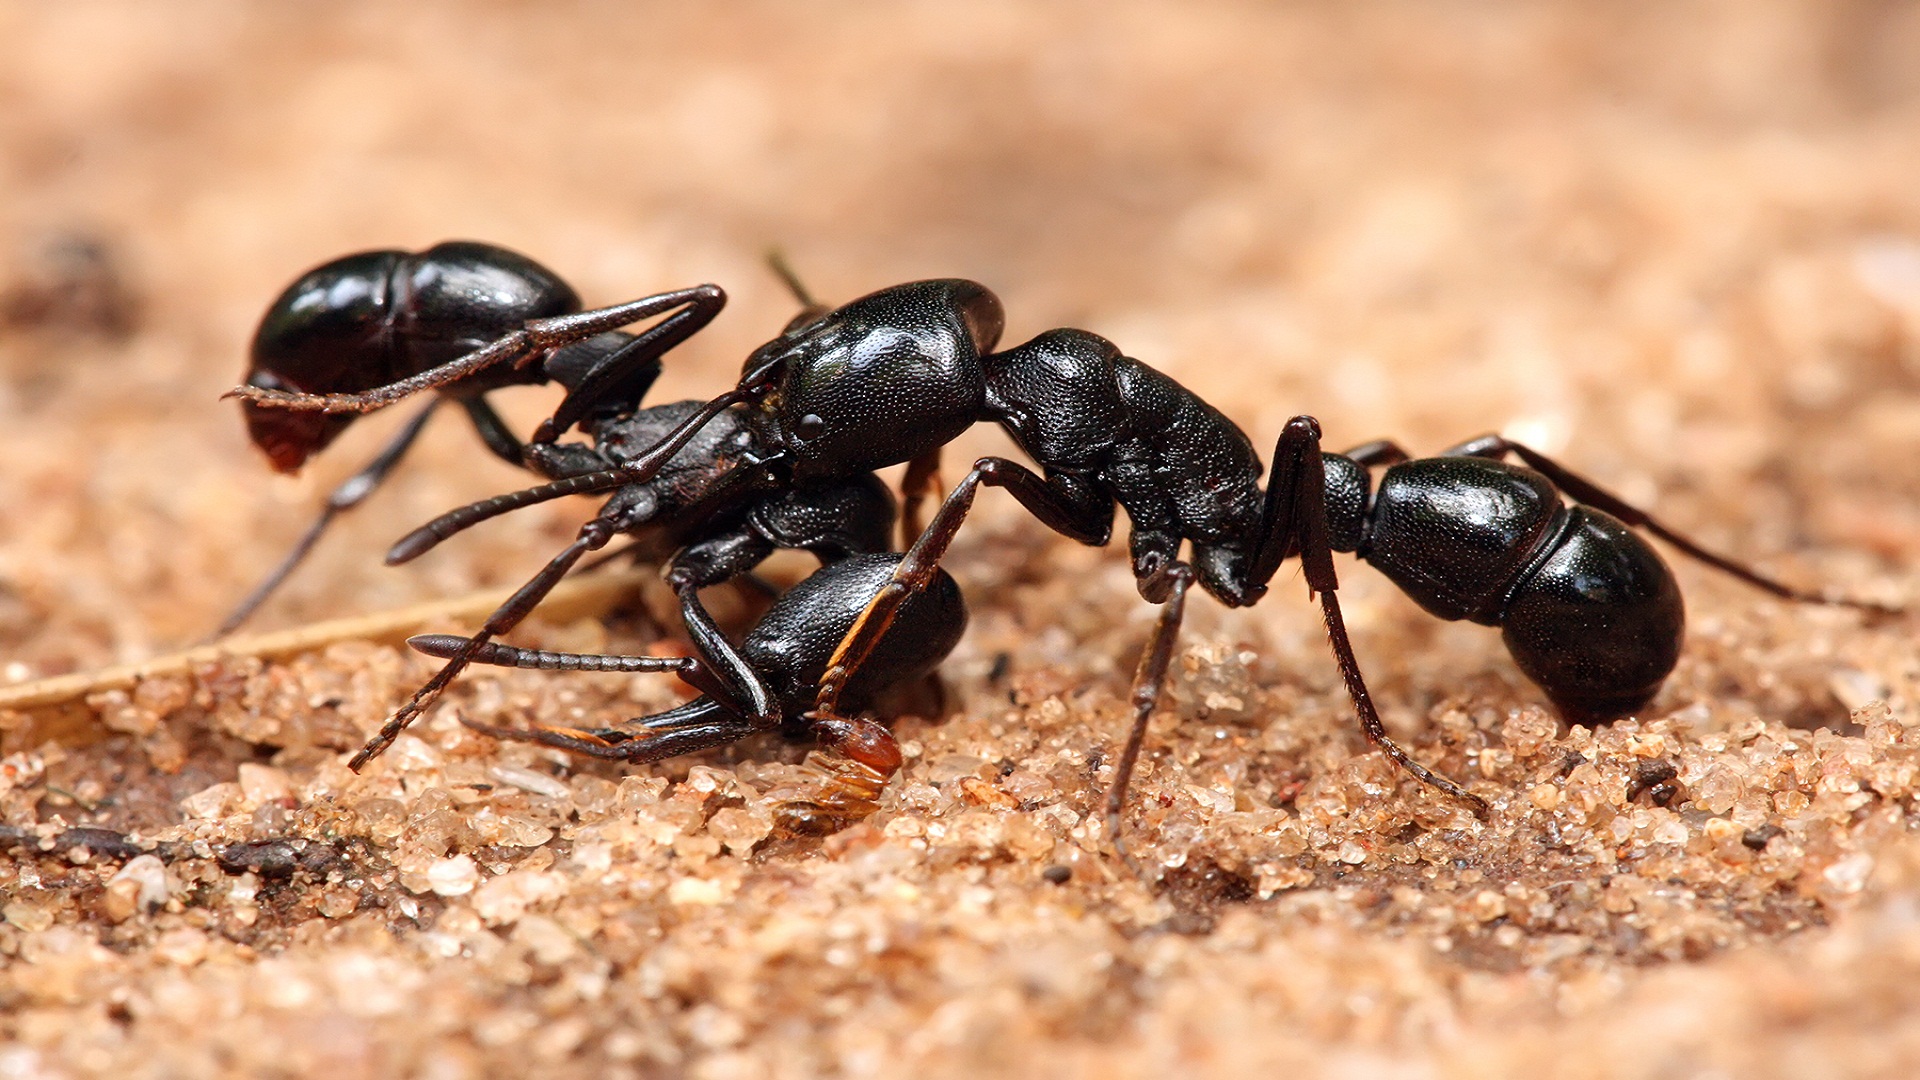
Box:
1249;417;1491;817
1446;435;1901;615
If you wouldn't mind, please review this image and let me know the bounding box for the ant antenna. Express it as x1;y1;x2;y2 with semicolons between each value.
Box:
766;250;830;325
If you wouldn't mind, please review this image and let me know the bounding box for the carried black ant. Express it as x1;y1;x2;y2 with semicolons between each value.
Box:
253;276;1901;838
413;551;967;832
218;240;726;635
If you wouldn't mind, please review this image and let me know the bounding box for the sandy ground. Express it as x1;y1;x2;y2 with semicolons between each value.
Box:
2;3;1919;1077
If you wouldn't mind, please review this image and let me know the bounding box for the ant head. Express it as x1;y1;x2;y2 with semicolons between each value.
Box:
747;280;1003;477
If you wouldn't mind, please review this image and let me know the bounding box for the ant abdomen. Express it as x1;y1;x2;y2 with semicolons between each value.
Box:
1349;456;1684;723
243;241;581;470
1357;457;1563;624
1500;507;1684;723
1351;453;1681;722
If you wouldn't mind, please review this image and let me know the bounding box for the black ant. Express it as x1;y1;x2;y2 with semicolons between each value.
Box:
323;280;986;782
217;240;725;635
228;253;922;782
412;552;967;833
254;277;1901;837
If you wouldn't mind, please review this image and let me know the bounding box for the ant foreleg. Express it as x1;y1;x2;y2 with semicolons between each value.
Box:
1447;434;1902;615
349;510;623;770
1104;564;1192;862
224;285;723;415
533;284;726;443
461;699;762;764
1255;417;1491;817
810;458;1111;718
212;398;443;638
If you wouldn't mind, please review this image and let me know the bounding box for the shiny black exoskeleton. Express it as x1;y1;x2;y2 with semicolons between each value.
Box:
337;278;1894;830
218;240;725;634
1324;453;1683;722
412;553;968;833
348;393;902;772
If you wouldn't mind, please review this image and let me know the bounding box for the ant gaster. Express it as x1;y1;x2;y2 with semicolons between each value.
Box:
287;278;1897;836
218;240;725;635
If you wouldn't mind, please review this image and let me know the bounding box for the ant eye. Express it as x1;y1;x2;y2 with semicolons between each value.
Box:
796;413;826;439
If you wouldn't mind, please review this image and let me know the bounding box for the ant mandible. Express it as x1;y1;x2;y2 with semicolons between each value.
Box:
217;240;725;635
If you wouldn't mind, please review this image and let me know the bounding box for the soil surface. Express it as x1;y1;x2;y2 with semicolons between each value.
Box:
2;4;1919;1078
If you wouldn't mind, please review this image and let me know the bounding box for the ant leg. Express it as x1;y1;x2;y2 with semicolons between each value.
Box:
411;633;771;757
349;509;625;770
534;285;726;443
212;399;442;638
666;572;779;724
1104;563;1193;859
770;461;1108;834
899;448;942;548
460;397;525;466
224;285;725;415
1447;435;1901;614
1253;417;1491;816
415;546;791;764
812;458;1113;718
463;697;762;764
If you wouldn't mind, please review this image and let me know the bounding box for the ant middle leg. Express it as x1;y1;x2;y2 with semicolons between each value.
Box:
349;507;628;770
1103;561;1193;858
1445;434;1901;614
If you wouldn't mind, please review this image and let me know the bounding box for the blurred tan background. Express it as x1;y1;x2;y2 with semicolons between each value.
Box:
2;3;1919;1078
